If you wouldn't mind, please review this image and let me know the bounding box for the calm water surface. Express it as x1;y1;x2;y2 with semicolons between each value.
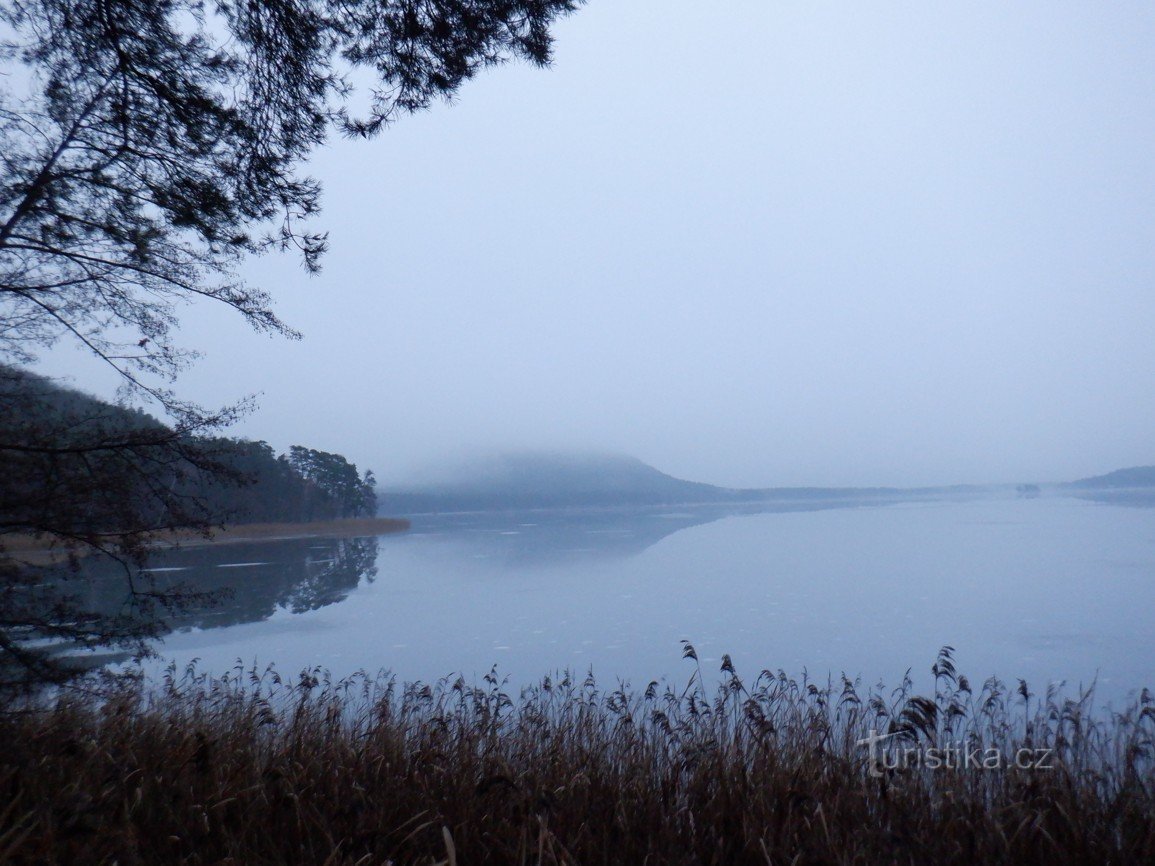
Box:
117;495;1155;704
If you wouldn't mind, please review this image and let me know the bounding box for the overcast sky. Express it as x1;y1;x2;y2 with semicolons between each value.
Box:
40;1;1155;489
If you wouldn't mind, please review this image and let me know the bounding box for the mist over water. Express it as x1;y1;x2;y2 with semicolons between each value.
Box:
35;1;1155;491
132;495;1155;705
8;4;1155;859
24;2;1155;704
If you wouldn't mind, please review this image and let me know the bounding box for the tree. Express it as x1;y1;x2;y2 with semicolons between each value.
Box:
0;365;235;689
0;0;581;408
0;0;582;691
287;445;376;519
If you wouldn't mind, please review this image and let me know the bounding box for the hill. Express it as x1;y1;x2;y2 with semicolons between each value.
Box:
380;452;730;513
377;451;922;514
1067;466;1155;489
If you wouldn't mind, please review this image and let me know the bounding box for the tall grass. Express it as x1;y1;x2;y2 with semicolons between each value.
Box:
2;647;1153;864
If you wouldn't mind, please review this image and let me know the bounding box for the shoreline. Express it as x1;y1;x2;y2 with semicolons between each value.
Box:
155;516;410;548
3;516;410;563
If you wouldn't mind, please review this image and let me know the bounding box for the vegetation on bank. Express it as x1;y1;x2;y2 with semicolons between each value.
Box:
0;366;378;533
4;517;409;566
0;0;578;699
0;366;382;690
154;516;409;545
2;648;1152;865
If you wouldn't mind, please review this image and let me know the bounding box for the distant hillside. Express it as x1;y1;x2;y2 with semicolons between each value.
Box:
380;452;730;513
378;451;922;514
1067;466;1155;489
0;363;164;433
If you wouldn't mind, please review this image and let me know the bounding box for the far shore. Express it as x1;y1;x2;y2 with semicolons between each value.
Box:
3;516;410;563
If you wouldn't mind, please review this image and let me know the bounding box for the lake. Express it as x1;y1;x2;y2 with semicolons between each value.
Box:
102;493;1155;705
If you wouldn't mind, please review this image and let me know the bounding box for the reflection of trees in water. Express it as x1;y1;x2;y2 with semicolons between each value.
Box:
283;536;379;614
47;536;380;643
165;536;379;631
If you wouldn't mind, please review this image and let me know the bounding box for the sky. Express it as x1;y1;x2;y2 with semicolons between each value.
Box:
38;1;1155;489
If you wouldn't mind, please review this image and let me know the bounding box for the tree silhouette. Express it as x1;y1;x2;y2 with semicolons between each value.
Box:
0;0;581;690
1;0;581;408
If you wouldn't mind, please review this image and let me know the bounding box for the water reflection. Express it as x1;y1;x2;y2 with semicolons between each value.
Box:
1070;490;1155;508
54;492;1155;708
404;498;915;568
68;535;379;636
66;496;949;649
63;496;974;659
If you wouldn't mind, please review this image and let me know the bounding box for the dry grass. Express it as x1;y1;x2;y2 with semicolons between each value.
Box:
154;517;410;547
1;647;1152;865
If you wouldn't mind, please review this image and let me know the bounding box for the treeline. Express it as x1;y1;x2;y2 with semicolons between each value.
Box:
0;366;382;691
0;365;376;536
198;440;377;524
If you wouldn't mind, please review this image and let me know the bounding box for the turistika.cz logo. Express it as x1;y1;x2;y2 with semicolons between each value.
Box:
856;729;1055;778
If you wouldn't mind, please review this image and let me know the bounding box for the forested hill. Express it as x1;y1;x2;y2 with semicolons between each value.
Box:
1067;466;1155;489
382;452;727;513
381;452;1155;515
0;365;375;528
378;451;919;514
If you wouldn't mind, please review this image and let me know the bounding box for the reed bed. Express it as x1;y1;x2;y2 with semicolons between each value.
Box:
1;647;1153;865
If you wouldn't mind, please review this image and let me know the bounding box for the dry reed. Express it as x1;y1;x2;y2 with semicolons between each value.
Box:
1;646;1152;864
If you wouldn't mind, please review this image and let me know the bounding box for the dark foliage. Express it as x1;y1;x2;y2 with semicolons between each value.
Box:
0;365;376;692
0;0;579;689
286;444;377;520
0;0;581;398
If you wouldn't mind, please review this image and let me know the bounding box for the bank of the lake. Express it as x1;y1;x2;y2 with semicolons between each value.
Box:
4;516;409;564
157;515;410;547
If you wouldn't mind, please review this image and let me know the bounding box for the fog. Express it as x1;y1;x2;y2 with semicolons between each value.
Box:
39;1;1155;489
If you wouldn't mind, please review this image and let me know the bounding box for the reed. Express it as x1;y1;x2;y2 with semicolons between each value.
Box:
1;647;1152;864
